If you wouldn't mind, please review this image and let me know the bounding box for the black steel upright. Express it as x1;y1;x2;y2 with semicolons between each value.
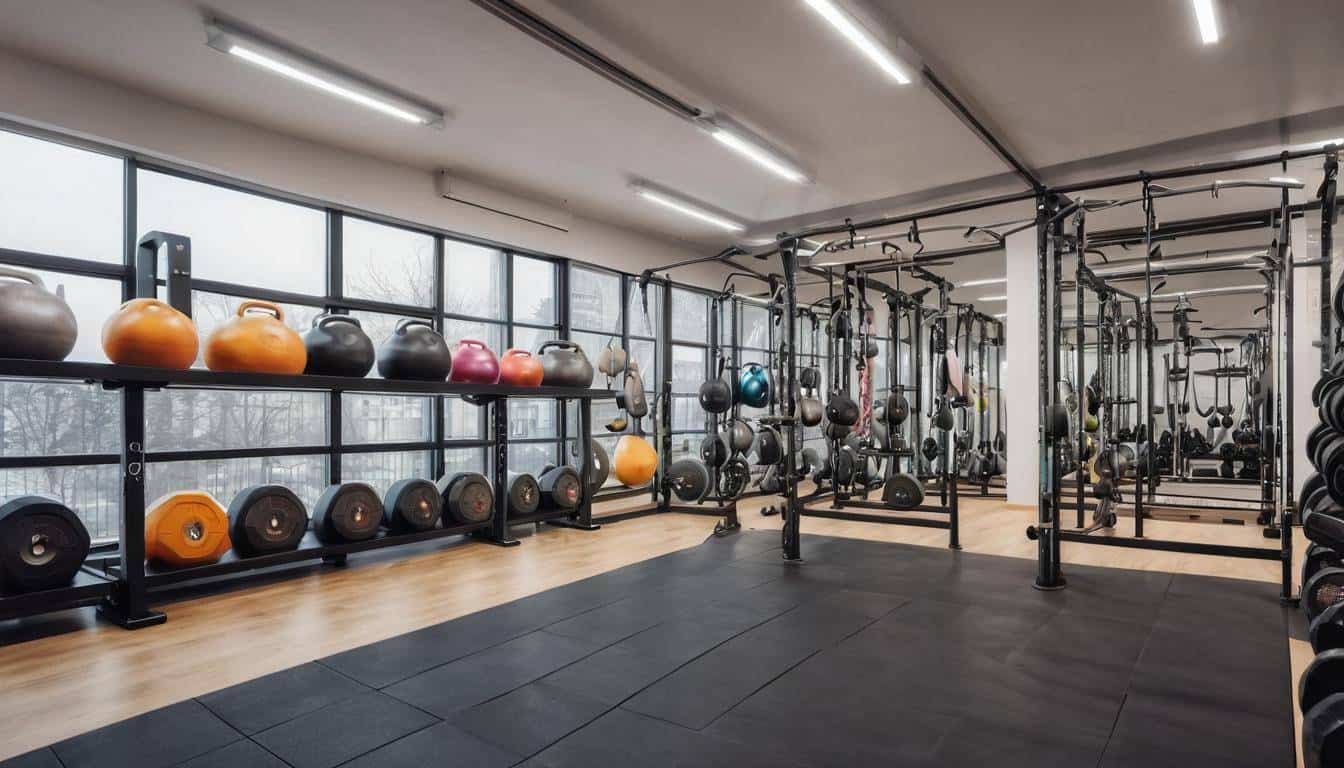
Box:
781;240;803;561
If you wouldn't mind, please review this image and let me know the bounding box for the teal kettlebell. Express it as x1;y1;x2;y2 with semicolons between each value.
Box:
739;363;770;408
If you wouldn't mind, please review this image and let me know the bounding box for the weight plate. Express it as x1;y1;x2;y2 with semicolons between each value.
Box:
313;483;382;543
1314;602;1344;654
506;472;541;516
383;478;442;532
537;466;582;511
1305;567;1344;622
228;485;307;557
145;491;231;567
439;472;496;524
0;495;91;593
669;458;711;503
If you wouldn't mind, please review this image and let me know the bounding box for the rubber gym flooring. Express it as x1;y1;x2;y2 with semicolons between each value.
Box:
2;531;1294;768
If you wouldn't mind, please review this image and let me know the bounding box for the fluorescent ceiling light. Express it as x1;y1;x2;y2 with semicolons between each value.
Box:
631;184;745;233
1152;284;1264;300
978;294;1007;302
958;277;1007;288
707;122;808;183
802;0;913;84
1192;0;1219;44
1268;176;1301;185
205;20;444;127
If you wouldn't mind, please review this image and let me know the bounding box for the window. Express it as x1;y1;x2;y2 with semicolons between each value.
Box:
343;217;435;307
512;255;556;325
138;170;326;295
444;397;483;440
188;292;322;368
443;318;505;353
569;267;621;335
342;394;432;445
511;325;556;356
21;270;122;363
0;129;122;263
146;390;326;451
444;240;505;320
341;450;432;498
671;288;709;343
0;465;120;541
1;381;120;457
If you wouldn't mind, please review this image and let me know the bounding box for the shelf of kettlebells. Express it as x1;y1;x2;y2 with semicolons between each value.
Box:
0;358;615;400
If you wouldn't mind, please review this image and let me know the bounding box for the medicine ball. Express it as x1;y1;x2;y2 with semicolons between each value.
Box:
934;400;954;431
886;393;910;426
729;418;755;454
824;419;851;441
922;436;940;462
699;374;733;413
755;425;783;466
799;396;823;427
613;434;658;487
701;433;730;467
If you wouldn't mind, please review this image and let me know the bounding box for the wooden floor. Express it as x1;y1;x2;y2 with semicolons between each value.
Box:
0;488;1308;764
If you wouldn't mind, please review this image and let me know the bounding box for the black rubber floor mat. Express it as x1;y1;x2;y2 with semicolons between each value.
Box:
4;531;1295;767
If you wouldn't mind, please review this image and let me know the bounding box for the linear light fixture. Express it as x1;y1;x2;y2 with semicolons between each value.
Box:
631;183;745;233
205;20;445;127
1192;0;1219;44
703;119;809;183
803;0;913;84
958;277;1007;288
1152;284;1264;300
978;294;1007;302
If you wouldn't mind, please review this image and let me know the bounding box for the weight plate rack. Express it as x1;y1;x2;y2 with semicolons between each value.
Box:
0;357;612;628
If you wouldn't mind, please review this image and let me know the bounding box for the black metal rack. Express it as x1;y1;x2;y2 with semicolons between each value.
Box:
0;357;611;627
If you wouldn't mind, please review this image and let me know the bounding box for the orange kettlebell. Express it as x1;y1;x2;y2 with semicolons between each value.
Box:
102;298;199;369
499;348;544;386
612;434;658;487
144;491;231;568
204;300;307;374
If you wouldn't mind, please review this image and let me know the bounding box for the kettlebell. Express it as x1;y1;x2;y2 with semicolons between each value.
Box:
739;363;771;408
302;314;374;377
1221;413;1234;429
499;348;545;386
449;339;501;384
799;396;823;427
1207;412;1220;429
826;391;860;427
886;393;910;426
934;400;954;431
204;300;307;374
729;418;755;454
0;267;78;362
538;340;594;388
755;425;782;466
700;433;730;467
102;297;197;369
922;436;940;461
377;319;452;380
699;374;733;413
613;434;658;486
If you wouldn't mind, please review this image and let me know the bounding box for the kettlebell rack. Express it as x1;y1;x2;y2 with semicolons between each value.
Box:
0;357;612;627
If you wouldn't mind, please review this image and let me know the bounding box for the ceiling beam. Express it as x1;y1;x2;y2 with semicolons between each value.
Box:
920;66;1042;191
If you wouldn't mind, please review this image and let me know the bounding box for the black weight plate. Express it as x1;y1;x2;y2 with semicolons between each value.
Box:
669;458;711;503
700;434;729;468
1302;649;1344;714
537;466;581;511
439;472;495;524
0;495;90;593
1325;380;1344;433
506;472;541;516
313;483;382;543
1321;434;1344;478
1312;424;1337;470
1305;567;1344;622
1305;692;1344;768
228;485;307;556
722;457;750;499
1314;603;1344;654
1307;544;1344;591
383;478;441;532
882;473;924;509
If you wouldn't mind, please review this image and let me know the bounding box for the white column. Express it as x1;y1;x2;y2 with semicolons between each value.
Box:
1293;217;1322;498
1005;228;1039;506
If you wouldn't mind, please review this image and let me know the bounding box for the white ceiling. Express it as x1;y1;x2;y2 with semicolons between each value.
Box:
0;0;1338;316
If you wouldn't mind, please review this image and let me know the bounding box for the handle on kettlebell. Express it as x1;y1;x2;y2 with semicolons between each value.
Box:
394;318;435;334
237;299;284;321
539;340;578;354
0;266;45;289
504;348;532;358
314;313;362;329
459;338;487;350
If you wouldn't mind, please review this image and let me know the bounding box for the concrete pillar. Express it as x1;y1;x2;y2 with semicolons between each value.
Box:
1005;228;1039;507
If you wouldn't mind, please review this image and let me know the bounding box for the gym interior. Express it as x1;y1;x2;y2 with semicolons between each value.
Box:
0;2;1339;766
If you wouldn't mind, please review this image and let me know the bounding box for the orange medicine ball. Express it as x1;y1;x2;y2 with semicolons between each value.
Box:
102;298;199;369
204;300;307;374
612;434;658;487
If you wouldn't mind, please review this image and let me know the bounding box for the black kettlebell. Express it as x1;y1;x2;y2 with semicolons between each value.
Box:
824;419;851;441
886;393;910;426
1221;413;1234;429
921;436;940;461
303;314;375;377
699;374;733;413
1207;412;1220;429
934;399;954;431
377;319;452;380
826;391;860;427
